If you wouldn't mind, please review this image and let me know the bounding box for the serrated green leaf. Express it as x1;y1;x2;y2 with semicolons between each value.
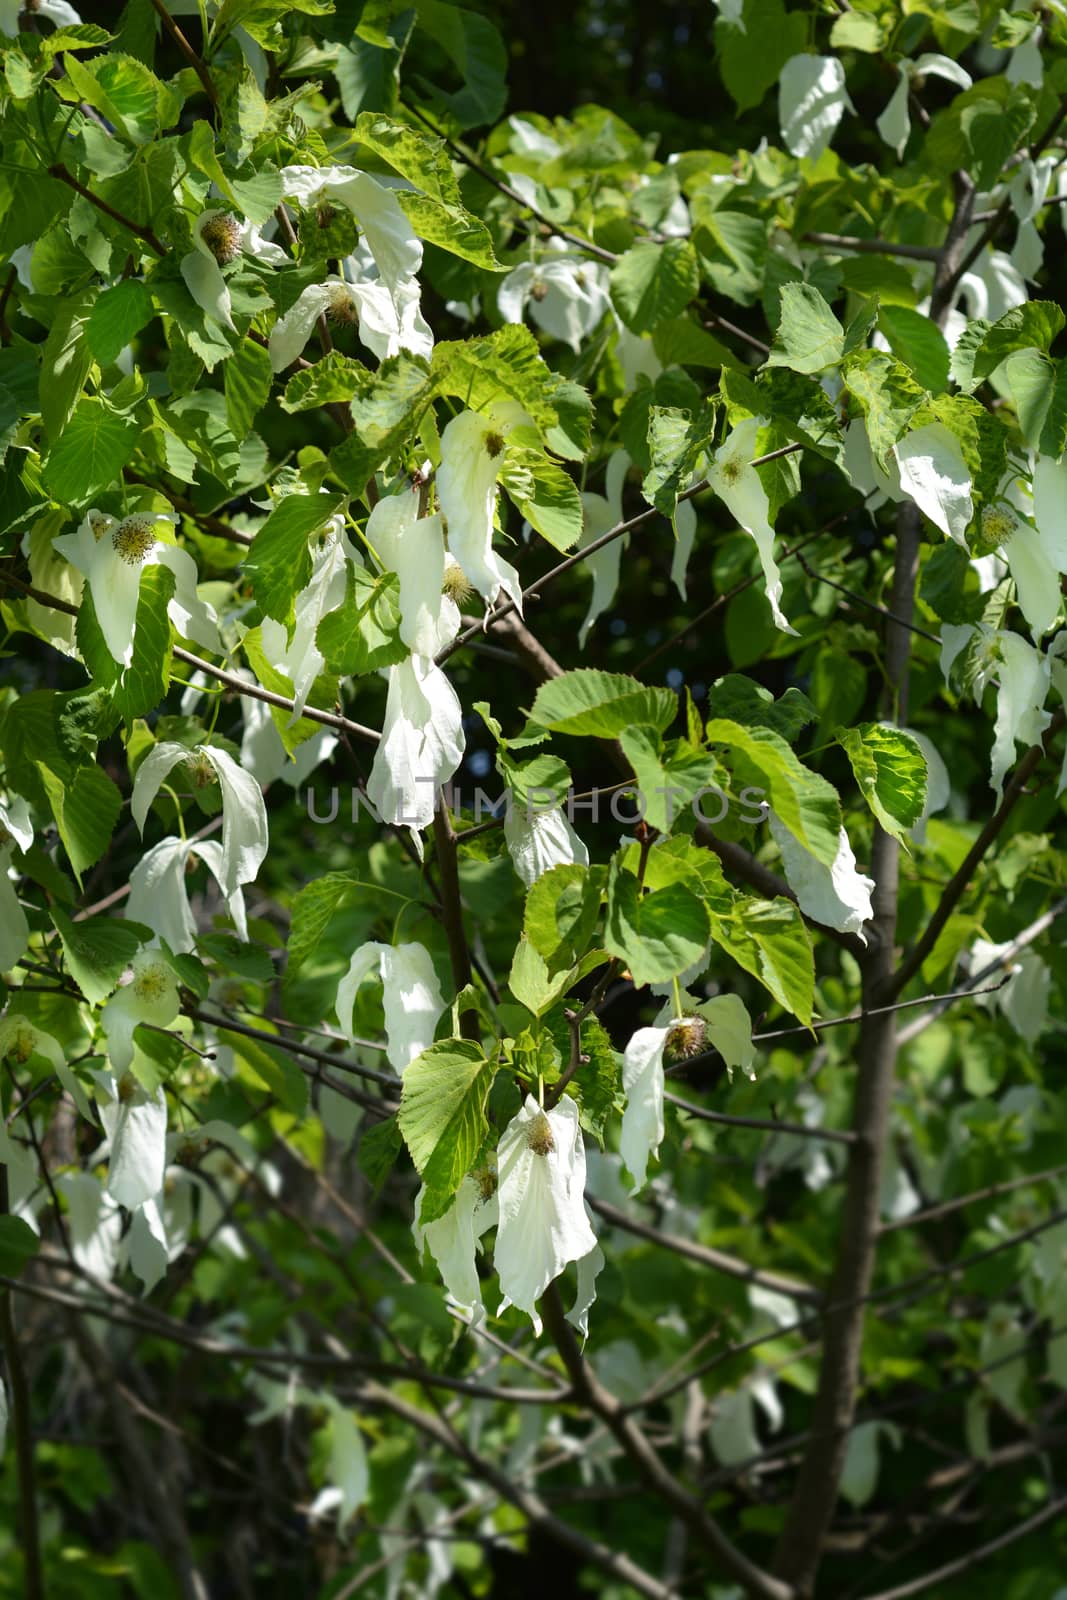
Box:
839;723;928;841
528;669;677;739
224;336;273;442
243;492;345;622
316;564;407;676
281;353;369;413
610;240;700;335
397;190;502;270
502;448;582;550
878;305;950;395
37;761;122;886
86;279;155;366
398;1040;494;1223
705;718;841;865
51;907;148;1007
766;283;845;376
605;864;709;986
42;399;140;506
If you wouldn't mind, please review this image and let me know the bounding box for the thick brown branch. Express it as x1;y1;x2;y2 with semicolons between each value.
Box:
149;0;219;112
432;800;481;1040
0;1171;43;1600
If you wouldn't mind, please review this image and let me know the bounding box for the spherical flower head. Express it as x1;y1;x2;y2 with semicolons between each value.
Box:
484;430;506;460
529;277;549;302
326;282;360;328
2;1018;38;1065
200;211;243;265
184;750;218;788
525;1109;556;1156
89;510;114;542
111;514;159;567
130;956;174;1007
116;1071;138;1104
664;1015;709;1061
441;555;473;604
973;503;1018;558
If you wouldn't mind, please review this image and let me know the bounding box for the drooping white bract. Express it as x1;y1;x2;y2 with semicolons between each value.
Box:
991;632;1052;796
769;815;876;941
53;510;221;668
621;996;756;1194
239;691;339;788
96;1068;168;1212
268;271;432;371
876;55;972;159
99;949;180;1077
843;418;905;515
0;794;32;975
437;406;527;613
131;742;269;898
670;495;699;600
778;55;854;162
366;490;460;656
335;940;445;1073
497;244;610;352
279;165;423;298
414;1173;499;1323
259;512;355;721
620;1026;669;1194
181;208;287;331
957;250;1027;324
893;423;974;545
367;654;465;838
126;836;248;955
504;801;589;887
578;450;629;645
969;938;1051;1045
708;417;796;633
495;1094;597;1336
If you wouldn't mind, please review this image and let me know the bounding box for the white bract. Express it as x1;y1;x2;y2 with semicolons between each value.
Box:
495;1094;597;1335
0;0;81;30
181;208;286;331
0;794;32;975
53;510;221;668
414;1173;499;1323
99;950;180;1076
970;938;1051;1044
578;450;629;645
770;816;875;940
504;802;588;887
670;495;699;600
366;490;460;655
279;165;423;297
95;1068;169;1210
876;55;972;159
0;1013;94;1124
497;245;610;352
268;271;432;370
335;940;445;1072
437;406;528;612
893;423;974;544
779;55;854;162
259;512;355;720
126;836;248;954
131;742;269;897
367;655;465;837
708;417;796;633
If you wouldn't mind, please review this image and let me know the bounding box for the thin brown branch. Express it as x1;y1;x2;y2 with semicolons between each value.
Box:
857;1494;1067;1600
664;1090;856;1147
432;799;481;1041
802;232;941;262
149;0;218;112
47;163;166;255
879;1160;1067;1234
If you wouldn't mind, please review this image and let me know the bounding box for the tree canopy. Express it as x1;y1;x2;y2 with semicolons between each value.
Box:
2;1;1067;1598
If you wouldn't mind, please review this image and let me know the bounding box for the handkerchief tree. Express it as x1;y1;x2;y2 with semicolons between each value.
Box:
2;1;1067;1597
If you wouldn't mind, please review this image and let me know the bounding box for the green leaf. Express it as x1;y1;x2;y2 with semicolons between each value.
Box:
961;96;1034;191
527;669;677;739
610;240;700;335
286;873;359;978
0;1216;40;1278
397;191;502;270
330;354;434;492
242;626;337;754
230;1031;310;1116
316;565;407;676
878;305;950;395
224;337;273;442
281;353;369;413
766;282;845;376
37;761;122;886
643;401;714;516
398;1040;495;1223
502;449;583;551
50;907;147;1006
354;111;461;206
42;399;140;506
605;865;710;987
413;0;508;128
838;723;928;841
841;350;925;459
715;0;806;111
971;301;1067;381
432;326;559;433
508;936;571;1015
705;718;841;865
707;676;816;741
829;10;884;49
62;52;163;145
39;296;94;443
86;280;155;366
712;894;814;1026
243;492;345;623
524;863;602;972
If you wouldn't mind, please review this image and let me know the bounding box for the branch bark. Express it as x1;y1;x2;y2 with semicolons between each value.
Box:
0;1170;43;1600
